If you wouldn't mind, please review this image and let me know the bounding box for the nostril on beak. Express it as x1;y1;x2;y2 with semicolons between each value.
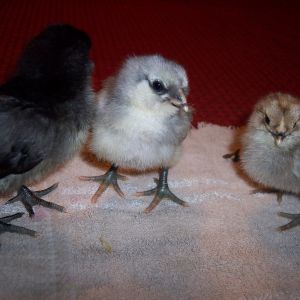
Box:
178;89;189;112
178;89;186;102
273;132;286;146
169;89;189;112
176;94;183;101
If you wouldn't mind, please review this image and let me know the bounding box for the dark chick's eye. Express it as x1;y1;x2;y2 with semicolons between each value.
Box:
151;80;166;94
265;115;270;125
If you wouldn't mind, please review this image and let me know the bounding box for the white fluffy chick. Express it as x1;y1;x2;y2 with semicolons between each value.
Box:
241;93;300;230
81;55;192;212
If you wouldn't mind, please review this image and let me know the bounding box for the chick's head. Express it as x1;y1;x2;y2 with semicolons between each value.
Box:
249;93;300;148
114;55;190;114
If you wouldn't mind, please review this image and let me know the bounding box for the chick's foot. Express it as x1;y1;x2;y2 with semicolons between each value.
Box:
0;213;37;237
5;183;64;217
80;164;127;203
136;168;189;213
277;212;300;231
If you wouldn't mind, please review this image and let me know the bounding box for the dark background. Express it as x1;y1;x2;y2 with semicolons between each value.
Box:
1;0;299;126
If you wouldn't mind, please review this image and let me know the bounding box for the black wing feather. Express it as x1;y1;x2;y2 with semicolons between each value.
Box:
0;96;50;178
0;142;45;179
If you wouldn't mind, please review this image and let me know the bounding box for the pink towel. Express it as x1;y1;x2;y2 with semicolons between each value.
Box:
0;124;299;299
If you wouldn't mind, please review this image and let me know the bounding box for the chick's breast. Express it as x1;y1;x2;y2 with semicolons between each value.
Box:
92;104;190;171
241;128;300;194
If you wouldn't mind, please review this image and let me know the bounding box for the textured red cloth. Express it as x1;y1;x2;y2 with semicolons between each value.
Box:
0;0;299;126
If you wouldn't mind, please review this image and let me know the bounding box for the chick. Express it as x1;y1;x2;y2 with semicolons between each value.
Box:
241;93;300;230
81;55;192;212
0;24;94;216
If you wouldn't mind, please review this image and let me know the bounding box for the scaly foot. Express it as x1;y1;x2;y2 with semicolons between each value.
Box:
0;213;37;237
277;212;300;231
136;168;189;213
80;164;127;203
5;183;64;217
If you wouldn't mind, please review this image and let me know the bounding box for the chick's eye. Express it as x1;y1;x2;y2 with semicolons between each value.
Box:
264;115;270;125
151;80;166;93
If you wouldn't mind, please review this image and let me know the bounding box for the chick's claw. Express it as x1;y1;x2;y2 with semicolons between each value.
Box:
277;212;300;231
33;183;59;197
136;168;189;213
144;187;189;214
80;164;127;203
135;187;157;197
5;184;65;217
0;213;37;237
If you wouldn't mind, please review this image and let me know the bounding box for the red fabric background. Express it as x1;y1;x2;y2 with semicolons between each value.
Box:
0;0;299;126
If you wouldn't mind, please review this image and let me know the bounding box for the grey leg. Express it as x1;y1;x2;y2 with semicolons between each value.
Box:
6;183;64;217
136;168;189;213
80;164;127;203
0;213;37;237
277;212;300;231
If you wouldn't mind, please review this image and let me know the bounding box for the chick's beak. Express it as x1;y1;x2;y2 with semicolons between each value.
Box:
169;89;189;112
273;132;286;146
275;136;283;146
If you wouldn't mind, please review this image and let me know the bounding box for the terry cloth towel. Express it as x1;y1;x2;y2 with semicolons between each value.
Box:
0;124;299;300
